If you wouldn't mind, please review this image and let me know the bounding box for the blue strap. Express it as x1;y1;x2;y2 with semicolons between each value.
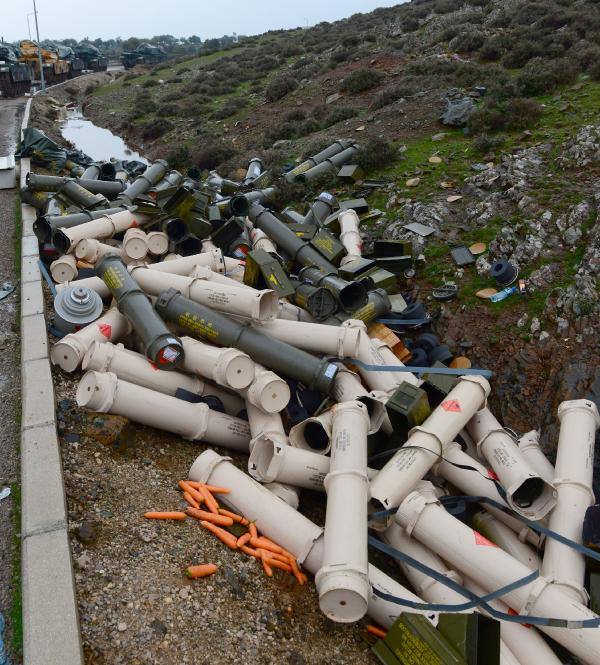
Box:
368;536;600;628
344;357;493;379
38;259;57;296
375;318;431;326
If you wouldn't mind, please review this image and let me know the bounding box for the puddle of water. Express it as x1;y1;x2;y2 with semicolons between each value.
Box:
61;107;148;164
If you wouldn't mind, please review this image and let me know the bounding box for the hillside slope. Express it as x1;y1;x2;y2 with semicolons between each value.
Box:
63;0;600;448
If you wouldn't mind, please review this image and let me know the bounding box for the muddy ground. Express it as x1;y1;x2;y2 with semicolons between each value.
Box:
0;96;25;661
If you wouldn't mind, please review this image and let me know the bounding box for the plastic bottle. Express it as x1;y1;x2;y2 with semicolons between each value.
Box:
490;286;517;303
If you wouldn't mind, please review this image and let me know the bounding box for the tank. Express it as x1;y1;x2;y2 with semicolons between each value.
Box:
121;43;167;69
19;39;71;85
74;42;108;72
44;42;84;79
0;44;32;97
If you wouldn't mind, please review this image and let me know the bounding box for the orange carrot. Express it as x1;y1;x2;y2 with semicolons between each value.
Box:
144;511;186;520
183;492;200;509
204;484;230;494
184;480;202;489
260;551;273;577
179;481;204;505
289;557;305;585
249;522;258;539
366;625;387;639
263;550;291;565
187;508;233;526
250;537;283;554
185;563;218;579
240;544;260;558
199;485;219;514
264;557;292;573
218;508;243;523
239;517;250;526
200;520;238;550
237;532;251;547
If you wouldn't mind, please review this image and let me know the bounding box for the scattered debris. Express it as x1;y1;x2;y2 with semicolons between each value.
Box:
0;487;10;502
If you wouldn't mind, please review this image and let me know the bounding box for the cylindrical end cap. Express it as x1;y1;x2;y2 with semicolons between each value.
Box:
50;255;78;283
246;372;290;413
218;349;255;390
76;370;118;411
317;570;369;623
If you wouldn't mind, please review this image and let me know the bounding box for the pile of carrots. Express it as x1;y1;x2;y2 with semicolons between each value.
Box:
144;480;308;585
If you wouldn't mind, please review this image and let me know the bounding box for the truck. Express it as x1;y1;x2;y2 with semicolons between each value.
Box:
74;42;108;72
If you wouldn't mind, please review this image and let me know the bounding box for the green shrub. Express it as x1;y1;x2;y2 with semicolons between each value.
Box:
193;142;235;170
449;31;485;52
265;75;298;101
340;68;384;94
501;42;543;68
156;103;179;118
472;133;506;154
283;109;306;122
322;106;358;127
142;78;158;88
211;97;247;120
355;137;396;171
142;118;173;139
330;49;351;64
469;97;542;132
479;36;505;61
516;57;579;96
589;61;600;81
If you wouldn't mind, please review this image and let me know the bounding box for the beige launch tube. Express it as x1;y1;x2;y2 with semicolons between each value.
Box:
277;300;317;323
180;336;255;390
370;376;490;511
55;275;110;299
249;226;278;254
385;518;551;665
241;364;290;413
129;267;278;321
50;254;78;283
76;371;251;450
316;401;371;622
188;449;434;629
395;488;600;665
75;238;125;263
55;209;149;253
463;577;563;665
383;521;465;605
338;209;362;266
517;430;555;483
81;339;244;416
146;231;169;256
354;329;420;392
146;249;241;275
467;408;556;520
188;265;254;290
472;510;541;570
289;410;333;453
542;399;600;604
251;318;362;358
432;441;541;548
122;227;149;261
50;307;132;372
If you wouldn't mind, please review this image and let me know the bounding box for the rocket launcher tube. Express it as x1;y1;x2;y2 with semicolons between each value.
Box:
316;401;371;622
542;399;600;603
467;408;556;521
96;255;184;370
53;209;150;255
76;371;250;450
155;288;338;395
370;376;490;513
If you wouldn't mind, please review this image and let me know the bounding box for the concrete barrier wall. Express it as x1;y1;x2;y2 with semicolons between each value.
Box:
19;97;84;665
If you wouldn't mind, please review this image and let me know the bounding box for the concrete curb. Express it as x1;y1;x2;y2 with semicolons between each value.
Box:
19;97;84;665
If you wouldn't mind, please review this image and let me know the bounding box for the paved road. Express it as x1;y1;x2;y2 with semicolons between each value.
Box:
0;96;26;661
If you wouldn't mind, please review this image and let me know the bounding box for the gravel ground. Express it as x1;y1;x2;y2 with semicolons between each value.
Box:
0;96;25;659
51;355;378;665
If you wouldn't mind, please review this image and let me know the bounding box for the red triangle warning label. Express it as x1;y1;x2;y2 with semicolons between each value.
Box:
441;399;462;412
97;323;112;339
474;530;497;547
129;219;139;228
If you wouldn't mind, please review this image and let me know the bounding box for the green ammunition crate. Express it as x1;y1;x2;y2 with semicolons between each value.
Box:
422;362;458;408
310;228;346;264
243;248;295;298
437;614;500;665
372;613;468;665
338;257;377;281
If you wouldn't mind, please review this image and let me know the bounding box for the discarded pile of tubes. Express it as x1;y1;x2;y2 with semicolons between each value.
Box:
24;140;600;665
